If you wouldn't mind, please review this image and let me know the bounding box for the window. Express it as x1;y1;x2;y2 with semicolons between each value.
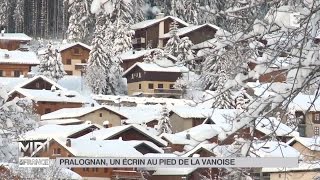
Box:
35;82;40;88
81;59;86;63
170;84;174;89
66;71;73;75
139;84;141;89
158;84;164;89
99;113;103;117
314;127;319;135
74;48;80;55
44;108;51;114
0;70;3;77
315;114;320;122
66;59;71;65
53;148;61;155
148;83;154;89
14;70;21;77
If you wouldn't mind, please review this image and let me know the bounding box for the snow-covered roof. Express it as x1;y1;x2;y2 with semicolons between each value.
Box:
20;123;102;141
288;93;320;111
0;50;39;65
170;106;213;119
131;16;188;30
52;138;142;157
161;23;230;39
41;105;127;120
292;137;320;151
182;142;217;157
256;117;299;137
251;140;300;158
9;75;65;92
105;105;162;125
0;33;32;41
59;42;92;52
118;49;152;60
125;140;164;153
93;94;194;106
123;62;187;76
206;109;241;125
11;88;88;104
79;124;168;147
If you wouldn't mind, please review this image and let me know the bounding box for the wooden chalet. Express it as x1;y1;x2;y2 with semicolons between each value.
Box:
123;62;186;98
59;42;91;76
160;23;228;47
0;33;32;51
0;50;39;77
131;14;188;50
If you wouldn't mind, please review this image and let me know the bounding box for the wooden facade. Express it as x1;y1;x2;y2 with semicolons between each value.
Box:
60;44;90;76
0;63;34;77
21;76;62;90
124;65;183;98
0;40;30;51
132;17;187;49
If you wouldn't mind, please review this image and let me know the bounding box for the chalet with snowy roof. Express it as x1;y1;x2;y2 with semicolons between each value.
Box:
33;137;144;180
8;87;88;115
160;23;229;48
19;123;101;156
11;75;64;90
119;49;177;71
79;124;168;147
169;106;213;132
123;62;187;98
131;14;188;49
58;42;91;76
289;93;320;137
0;33;32;51
0;50;39;77
41;105;128;127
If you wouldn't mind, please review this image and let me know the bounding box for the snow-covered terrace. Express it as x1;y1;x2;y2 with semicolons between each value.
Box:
0;50;39;65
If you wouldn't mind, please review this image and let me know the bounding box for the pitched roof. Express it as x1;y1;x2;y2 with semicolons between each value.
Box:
11;88;88;104
123;62;187;77
20;123;102;141
170;106;213;119
255;117;299;137
41;105;127;120
79;124;168;147
291;137;320;151
0;33;32;41
118;49;153;60
59;42;92;52
49;138;143;157
39;118;84;125
0;50;39;65
131;16;188;30
125;140;164;153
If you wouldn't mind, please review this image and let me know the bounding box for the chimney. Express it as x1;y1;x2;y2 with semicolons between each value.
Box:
156;13;165;19
132;50;135;54
186;131;190;140
4;53;9;59
91;103;95;107
66;139;71;147
90;136;96;141
1;28;5;37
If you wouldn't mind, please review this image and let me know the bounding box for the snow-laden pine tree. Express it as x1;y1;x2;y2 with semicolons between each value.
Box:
177;37;195;69
143;50;153;63
157;105;173;134
131;0;145;23
38;42;66;82
235;91;248;110
0;0;9;28
0;85;37;163
164;20;181;57
66;0;91;42
14;0;24;32
211;70;234;109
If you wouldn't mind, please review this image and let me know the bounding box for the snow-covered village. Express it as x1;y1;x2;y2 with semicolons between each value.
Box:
0;0;320;179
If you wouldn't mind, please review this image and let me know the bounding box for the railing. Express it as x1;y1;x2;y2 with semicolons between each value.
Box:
153;88;182;95
132;37;146;44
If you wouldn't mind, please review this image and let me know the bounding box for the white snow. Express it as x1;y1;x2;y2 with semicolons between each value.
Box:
262;161;320;172
170;106;213;119
79;124;168;146
59;42;92;52
123;62;188;76
0;50;39;65
152;167;196;175
256;117;299;137
11;88;88;104
118;49;152;60
125;140;164;153
41;105;127;120
39;118;83;125
0;33;32;41
288;93;320;111
131;16;188;30
251;140;300;157
20;123;102;141
292;137;320;151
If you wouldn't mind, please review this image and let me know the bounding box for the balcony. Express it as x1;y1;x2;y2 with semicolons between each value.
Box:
75;63;87;70
132;37;146;45
152;88;182;98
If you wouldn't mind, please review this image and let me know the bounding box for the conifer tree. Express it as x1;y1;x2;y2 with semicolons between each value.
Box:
164;20;181;57
157;105;173;134
211;71;234;109
177;37;195;69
